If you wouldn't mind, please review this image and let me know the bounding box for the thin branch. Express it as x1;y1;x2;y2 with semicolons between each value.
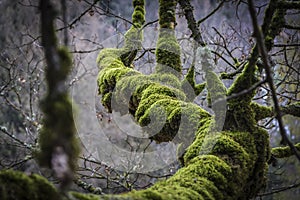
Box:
197;1;224;25
0;126;33;150
273;43;300;47
56;0;100;31
284;24;300;30
141;19;159;30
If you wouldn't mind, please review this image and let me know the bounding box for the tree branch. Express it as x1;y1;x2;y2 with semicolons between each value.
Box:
272;143;300;158
248;0;300;161
178;0;205;46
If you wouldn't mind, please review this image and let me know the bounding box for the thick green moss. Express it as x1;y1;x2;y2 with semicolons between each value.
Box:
121;0;145;67
250;102;273;121
0;170;60;200
158;0;176;29
155;0;182;77
227;64;258;105
94;0;272;199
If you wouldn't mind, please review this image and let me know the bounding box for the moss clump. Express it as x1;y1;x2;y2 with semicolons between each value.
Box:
0;170;60;200
265;9;286;51
70;192;100;200
149;73;182;89
158;0;176;29
121;0;145;67
155;31;182;77
250;102;273;121
155;0;182;77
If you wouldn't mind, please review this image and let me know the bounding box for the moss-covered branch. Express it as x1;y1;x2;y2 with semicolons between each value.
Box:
0;170;61;200
155;0;182;77
37;0;80;188
120;0;145;67
94;0;272;198
0;0;284;199
272;143;300;158
181;65;205;100
251;102;300;121
178;0;205;46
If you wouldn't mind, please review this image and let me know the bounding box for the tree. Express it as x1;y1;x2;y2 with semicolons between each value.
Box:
0;0;300;199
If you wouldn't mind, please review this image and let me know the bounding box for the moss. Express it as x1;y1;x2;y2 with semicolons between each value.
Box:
0;170;60;200
38;42;80;186
205;70;226;104
135;93;171;119
227;64;258;105
138;98;181;141
121;0;145;67
182;65;205;101
155;0;182;77
149;73;182;89
271;143;300;158
250;102;273;121
266;9;286;51
57;46;72;77
94;0;272;199
158;0;176;29
166;176;220;200
71;192;100;200
225;63;259;132
282;102;300;117
155;35;182;76
183;119;211;165
38;93;80;174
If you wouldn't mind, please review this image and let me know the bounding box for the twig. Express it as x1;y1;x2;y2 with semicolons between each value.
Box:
197;1;224;25
0;126;33;150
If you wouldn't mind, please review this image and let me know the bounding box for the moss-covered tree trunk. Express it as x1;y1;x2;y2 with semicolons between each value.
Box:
93;0;273;199
1;0;299;200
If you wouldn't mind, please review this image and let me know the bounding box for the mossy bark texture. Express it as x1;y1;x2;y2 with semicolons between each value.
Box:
93;0;271;199
37;0;80;188
0;0;293;200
